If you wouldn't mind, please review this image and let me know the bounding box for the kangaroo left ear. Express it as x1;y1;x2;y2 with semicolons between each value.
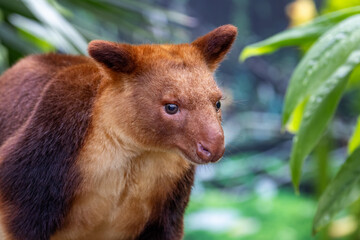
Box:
192;25;237;71
88;40;136;74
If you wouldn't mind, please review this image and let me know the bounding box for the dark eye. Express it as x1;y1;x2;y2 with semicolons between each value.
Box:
164;103;179;114
215;100;221;111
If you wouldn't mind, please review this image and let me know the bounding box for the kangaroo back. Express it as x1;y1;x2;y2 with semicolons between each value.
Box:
0;54;90;145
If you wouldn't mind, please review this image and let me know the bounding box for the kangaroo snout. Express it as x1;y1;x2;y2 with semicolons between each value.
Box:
196;127;224;163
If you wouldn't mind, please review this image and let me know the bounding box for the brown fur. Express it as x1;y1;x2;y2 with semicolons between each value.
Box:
0;54;91;145
0;25;237;240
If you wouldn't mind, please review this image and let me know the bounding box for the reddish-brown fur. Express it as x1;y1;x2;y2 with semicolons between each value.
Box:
0;25;237;240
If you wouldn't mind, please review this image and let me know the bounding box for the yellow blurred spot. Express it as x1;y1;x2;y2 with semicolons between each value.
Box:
347;65;360;90
286;0;317;27
348;116;360;155
286;98;308;133
328;216;357;238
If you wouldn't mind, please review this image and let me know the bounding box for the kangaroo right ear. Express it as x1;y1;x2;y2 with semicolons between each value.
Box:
88;40;136;73
192;25;237;71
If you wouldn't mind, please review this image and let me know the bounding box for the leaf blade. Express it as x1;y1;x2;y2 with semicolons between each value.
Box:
283;14;360;126
22;0;88;54
240;6;360;61
348;117;360;155
290;50;360;191
313;147;360;232
285;98;308;133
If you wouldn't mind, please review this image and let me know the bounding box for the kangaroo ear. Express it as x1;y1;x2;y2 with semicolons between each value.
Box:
88;40;136;73
192;25;237;71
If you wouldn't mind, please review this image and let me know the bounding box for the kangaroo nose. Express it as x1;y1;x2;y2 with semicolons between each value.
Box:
196;132;225;163
196;142;212;162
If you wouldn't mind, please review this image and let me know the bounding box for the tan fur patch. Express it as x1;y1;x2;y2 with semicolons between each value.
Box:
51;84;191;240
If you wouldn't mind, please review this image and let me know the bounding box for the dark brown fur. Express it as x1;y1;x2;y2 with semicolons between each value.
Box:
0;57;101;240
0;55;90;145
136;166;195;239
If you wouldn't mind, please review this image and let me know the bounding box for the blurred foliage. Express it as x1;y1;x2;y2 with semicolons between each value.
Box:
0;0;196;72
240;7;360;61
322;0;360;13
314;148;360;233
185;190;318;240
348;117;360;154
242;3;360;237
284;14;360;190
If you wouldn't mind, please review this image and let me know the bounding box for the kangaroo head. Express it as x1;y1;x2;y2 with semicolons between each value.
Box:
88;25;237;164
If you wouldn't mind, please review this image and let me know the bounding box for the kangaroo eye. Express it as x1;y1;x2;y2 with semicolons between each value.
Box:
215;100;221;111
164;103;179;114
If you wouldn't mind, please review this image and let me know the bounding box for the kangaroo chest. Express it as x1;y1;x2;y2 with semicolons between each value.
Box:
51;134;192;240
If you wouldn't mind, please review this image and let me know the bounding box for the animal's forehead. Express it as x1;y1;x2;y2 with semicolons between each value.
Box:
138;66;221;103
136;43;204;67
137;54;215;86
135;44;211;81
134;44;222;101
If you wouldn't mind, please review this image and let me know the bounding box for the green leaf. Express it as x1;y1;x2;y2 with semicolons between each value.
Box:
240;26;322;62
283;14;360;126
290;50;360;191
0;42;8;73
9;14;72;53
347;65;360;89
0;22;39;54
62;0;156;41
348;117;360;154
102;0;197;27
313;147;360;233
286;98;308;133
240;6;360;61
0;0;34;19
22;0;88;54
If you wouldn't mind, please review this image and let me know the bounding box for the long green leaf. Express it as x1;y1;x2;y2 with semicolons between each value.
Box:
9;14;73;53
0;23;39;54
0;42;8;73
313;147;360;233
348;117;360;154
22;0;88;54
0;0;34;19
102;0;197;27
290;50;360;191
286;98;308;133
61;0;156;42
347;65;360;89
283;14;360;126
240;6;360;61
